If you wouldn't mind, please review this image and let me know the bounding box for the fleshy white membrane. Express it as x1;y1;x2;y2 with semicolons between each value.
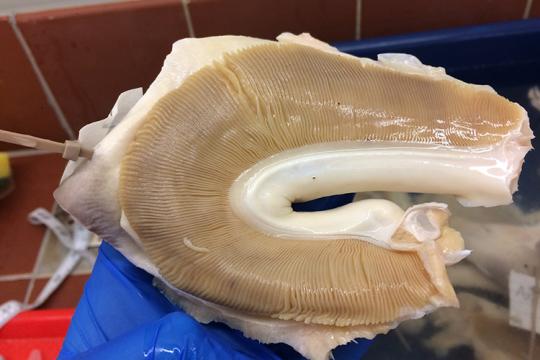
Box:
54;33;533;360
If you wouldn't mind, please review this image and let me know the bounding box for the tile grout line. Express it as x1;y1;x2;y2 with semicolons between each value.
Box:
0;273;34;282
355;0;362;40
0;0;133;16
23;217;52;304
7;14;75;140
524;0;534;19
0;268;91;282
182;0;195;38
0;272;56;282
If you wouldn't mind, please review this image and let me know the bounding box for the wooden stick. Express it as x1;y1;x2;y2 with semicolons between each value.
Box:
0;130;92;160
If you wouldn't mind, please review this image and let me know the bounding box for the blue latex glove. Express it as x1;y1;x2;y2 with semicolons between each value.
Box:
59;194;371;360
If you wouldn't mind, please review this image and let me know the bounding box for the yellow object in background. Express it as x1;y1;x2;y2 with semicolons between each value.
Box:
0;152;11;178
0;152;14;198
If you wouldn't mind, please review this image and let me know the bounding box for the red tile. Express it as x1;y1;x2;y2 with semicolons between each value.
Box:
531;0;540;18
0;280;29;303
362;0;527;38
30;275;89;309
16;0;189;134
0;17;69;151
0;154;66;275
189;0;356;42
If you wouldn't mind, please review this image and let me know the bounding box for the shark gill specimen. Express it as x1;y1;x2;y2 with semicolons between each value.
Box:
54;33;533;360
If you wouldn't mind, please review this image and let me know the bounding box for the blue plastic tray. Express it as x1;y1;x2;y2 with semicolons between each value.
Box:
337;19;540;88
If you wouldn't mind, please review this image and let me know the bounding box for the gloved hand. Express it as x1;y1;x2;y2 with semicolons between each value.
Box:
59;194;371;360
